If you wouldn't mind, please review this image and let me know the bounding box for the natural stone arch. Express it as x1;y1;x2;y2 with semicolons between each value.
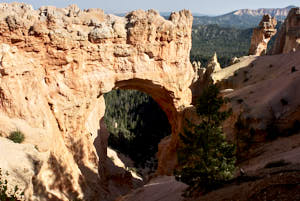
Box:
89;75;192;180
0;3;194;200
110;78;181;173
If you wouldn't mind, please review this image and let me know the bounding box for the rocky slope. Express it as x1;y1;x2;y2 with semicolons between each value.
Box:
213;51;300;139
0;3;194;201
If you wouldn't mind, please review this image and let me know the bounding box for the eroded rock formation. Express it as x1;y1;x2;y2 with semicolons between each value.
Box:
271;7;300;54
249;14;277;56
0;3;194;200
190;53;221;103
207;52;221;73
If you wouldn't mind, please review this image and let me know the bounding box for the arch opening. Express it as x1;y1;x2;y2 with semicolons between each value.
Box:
95;78;182;179
103;88;171;175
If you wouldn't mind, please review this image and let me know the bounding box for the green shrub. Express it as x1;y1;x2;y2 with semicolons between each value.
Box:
174;85;236;196
280;98;288;106
249;127;256;136
291;66;297;73
237;99;243;104
0;169;24;201
243;78;249;82
7;131;25;143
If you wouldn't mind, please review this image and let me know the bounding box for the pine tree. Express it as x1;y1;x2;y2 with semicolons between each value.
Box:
174;84;236;195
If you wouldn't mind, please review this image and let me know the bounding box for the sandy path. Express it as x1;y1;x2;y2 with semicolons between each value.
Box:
117;176;187;201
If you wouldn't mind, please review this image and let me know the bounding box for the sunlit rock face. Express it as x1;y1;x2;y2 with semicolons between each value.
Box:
0;3;194;200
271;7;300;54
248;14;277;56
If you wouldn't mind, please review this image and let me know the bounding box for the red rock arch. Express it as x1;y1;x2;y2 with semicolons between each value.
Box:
0;3;194;200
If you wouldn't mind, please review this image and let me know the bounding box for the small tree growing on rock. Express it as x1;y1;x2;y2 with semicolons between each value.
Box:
174;84;236;196
7;130;24;144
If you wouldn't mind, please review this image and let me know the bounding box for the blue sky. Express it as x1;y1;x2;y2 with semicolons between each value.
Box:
0;0;299;15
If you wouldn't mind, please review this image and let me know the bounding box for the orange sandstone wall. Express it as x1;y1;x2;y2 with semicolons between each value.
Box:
0;3;194;200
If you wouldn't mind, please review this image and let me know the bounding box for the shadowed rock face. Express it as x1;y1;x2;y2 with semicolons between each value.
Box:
0;3;194;200
271;7;300;54
249;14;277;56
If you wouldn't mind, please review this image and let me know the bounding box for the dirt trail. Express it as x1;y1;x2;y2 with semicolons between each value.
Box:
116;176;187;201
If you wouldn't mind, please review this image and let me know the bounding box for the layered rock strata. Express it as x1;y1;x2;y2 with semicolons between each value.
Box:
0;3;194;200
249;14;277;56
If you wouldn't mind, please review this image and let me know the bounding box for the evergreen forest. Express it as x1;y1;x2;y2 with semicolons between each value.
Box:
191;24;252;67
104;89;171;168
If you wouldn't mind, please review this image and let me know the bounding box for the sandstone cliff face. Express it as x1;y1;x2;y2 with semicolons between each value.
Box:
271;8;300;54
0;3;194;200
249;14;277;56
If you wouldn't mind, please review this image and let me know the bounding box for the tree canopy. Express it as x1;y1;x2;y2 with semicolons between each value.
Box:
174;85;236;196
